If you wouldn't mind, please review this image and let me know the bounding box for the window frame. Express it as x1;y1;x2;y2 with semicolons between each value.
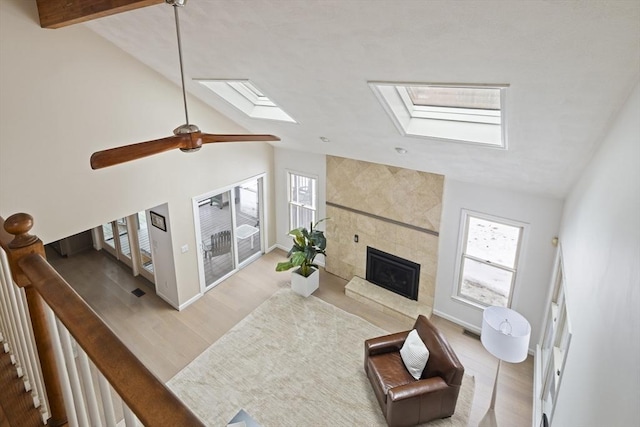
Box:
452;209;526;308
368;82;508;148
195;79;297;123
286;170;318;233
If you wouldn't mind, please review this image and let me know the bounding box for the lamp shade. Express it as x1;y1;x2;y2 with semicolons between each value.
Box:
481;306;531;363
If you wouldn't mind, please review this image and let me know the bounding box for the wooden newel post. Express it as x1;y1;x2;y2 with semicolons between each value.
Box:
3;213;67;427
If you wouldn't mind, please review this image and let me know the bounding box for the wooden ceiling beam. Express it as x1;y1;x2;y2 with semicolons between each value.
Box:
36;0;164;29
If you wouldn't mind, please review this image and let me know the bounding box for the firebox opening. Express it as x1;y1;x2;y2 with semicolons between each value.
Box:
366;247;420;300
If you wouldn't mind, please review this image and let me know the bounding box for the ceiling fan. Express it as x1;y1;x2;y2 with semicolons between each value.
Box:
90;0;280;170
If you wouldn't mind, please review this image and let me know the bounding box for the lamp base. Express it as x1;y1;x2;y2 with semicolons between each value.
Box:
479;408;498;427
480;358;502;427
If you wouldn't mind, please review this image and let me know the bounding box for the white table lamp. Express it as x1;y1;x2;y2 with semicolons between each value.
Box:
479;306;531;427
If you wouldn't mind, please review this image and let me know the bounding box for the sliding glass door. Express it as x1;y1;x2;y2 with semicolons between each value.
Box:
197;191;235;287
195;176;264;291
235;180;262;265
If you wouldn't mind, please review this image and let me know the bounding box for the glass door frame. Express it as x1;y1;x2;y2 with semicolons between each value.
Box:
134;211;155;283
193;173;266;293
196;187;237;291
98;218;133;269
96;212;156;284
235;177;264;268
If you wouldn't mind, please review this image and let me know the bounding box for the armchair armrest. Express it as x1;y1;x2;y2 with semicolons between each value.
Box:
387;376;449;402
365;331;409;356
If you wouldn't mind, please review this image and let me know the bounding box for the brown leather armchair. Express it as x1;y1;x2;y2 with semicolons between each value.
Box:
364;315;464;427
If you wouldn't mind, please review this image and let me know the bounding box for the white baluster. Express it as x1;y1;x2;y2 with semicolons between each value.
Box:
97;372;117;427
77;348;103;426
57;320;90;427
0;252;43;418
14;287;40;396
122;403;138;427
44;306;79;427
4;282;30;385
0;249;22;368
0;249;50;422
19;287;50;421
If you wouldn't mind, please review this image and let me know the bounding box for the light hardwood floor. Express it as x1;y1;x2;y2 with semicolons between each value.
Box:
46;247;533;427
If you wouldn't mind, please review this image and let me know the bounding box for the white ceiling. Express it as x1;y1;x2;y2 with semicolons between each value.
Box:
84;0;640;198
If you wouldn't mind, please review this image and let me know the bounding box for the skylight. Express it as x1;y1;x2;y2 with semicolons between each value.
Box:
196;79;296;123
369;83;508;148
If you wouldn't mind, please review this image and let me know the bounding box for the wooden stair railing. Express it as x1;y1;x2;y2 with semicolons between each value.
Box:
0;213;205;427
1;213;66;426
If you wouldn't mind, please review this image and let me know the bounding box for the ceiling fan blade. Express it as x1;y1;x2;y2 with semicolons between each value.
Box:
90;135;188;169
198;134;281;144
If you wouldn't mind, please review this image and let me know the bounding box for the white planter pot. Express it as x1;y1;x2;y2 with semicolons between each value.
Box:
291;268;319;297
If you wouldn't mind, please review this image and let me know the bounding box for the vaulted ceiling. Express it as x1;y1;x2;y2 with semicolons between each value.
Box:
54;1;640;198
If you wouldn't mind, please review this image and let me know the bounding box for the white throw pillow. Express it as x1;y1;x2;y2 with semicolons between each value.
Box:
399;329;429;380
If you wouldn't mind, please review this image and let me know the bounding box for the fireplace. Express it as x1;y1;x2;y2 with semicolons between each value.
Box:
366;247;420;300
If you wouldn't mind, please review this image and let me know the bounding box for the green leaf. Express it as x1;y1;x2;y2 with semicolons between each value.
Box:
291;252;306;266
289;228;304;239
309;230;326;250
275;261;294;272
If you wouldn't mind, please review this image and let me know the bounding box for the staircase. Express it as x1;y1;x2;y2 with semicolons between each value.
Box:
0;213;205;427
0;350;42;427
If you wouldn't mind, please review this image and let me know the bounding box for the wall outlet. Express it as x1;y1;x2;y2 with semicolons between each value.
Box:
181;244;189;253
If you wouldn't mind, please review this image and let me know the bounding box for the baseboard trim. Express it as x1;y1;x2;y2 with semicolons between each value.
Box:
433;308;535;355
155;291;180;310
432;309;482;335
266;244;280;253
178;292;202;311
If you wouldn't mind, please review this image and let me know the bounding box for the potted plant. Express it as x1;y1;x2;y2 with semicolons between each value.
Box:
276;218;327;297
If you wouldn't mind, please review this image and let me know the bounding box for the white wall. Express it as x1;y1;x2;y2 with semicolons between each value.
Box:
145;203;178;305
434;180;564;349
0;0;274;308
552;83;640;426
273;147;327;250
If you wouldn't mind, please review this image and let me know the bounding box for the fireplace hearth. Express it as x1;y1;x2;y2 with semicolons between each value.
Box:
366;247;420;300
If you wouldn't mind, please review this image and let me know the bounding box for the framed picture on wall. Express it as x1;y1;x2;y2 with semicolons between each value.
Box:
150;211;167;232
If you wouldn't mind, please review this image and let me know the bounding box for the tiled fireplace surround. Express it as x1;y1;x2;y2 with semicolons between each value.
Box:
325;156;444;321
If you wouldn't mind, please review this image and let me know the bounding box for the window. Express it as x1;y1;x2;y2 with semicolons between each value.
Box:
369;82;508;148
196;79;297;123
455;211;524;307
288;171;317;232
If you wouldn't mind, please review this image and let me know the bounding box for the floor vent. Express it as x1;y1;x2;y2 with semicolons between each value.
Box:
131;288;146;297
462;329;481;340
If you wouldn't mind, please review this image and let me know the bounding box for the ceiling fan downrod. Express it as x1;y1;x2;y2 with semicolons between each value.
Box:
167;0;194;134
166;0;200;152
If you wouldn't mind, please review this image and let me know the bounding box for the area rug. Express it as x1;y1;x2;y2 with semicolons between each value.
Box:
167;289;474;426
